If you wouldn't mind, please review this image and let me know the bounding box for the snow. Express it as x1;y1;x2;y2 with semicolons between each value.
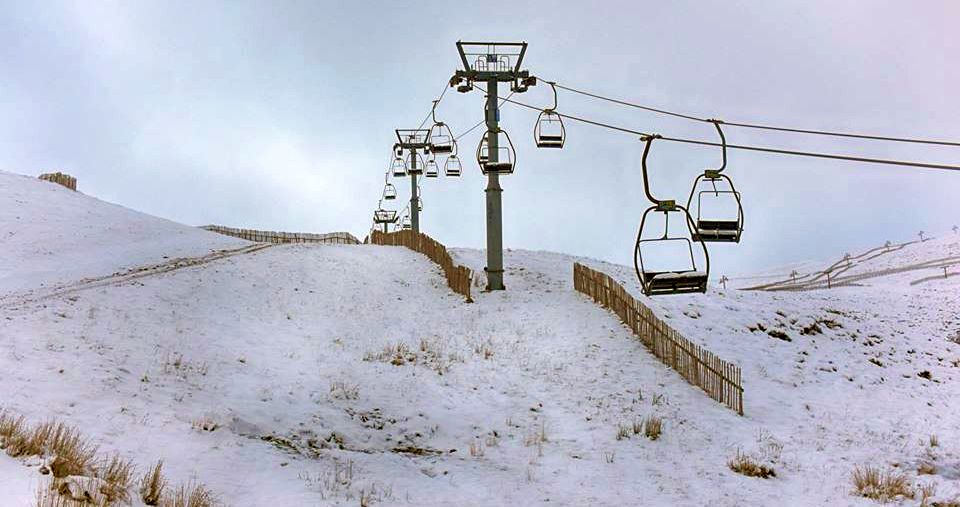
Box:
0;171;245;294
2;170;959;506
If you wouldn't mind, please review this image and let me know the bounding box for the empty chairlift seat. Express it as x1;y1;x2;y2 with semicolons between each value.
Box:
693;219;741;242
641;269;709;296
429;122;455;154
476;129;517;174
445;154;462;177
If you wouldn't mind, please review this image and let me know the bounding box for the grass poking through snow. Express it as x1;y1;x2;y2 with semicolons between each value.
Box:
728;450;776;479
851;465;914;502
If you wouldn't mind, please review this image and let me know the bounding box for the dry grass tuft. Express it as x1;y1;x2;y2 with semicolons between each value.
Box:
6;420;97;479
329;381;360;401
34;485;89;507
929;434;940;448
643;416;663;441
918;462;937;475
48;424;98;478
728;450;776;479
918;482;937;507
96;453;135;503
160;482;216;507
617;417;663;441
473;338;495;360
139;460;168;506
0;410;27;450
469;439;485;458
8;420;55;457
852;465;914;502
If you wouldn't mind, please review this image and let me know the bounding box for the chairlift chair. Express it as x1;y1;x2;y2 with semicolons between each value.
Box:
429;123;455;154
476;128;517;174
445;154;463;177
373;208;397;225
634;135;710;296
400;215;412;230
391;156;406;177
425;158;439;178
534;82;566;149
406;152;425;175
382;182;397;200
686;121;744;243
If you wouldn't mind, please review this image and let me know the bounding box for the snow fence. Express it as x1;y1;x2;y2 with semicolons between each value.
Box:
38;172;77;191
200;225;359;245
573;263;744;415
369;230;473;303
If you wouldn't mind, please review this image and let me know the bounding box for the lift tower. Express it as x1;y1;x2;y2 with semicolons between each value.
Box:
451;41;535;290
395;129;431;234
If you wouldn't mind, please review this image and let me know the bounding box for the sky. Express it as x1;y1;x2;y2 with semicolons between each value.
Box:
2;0;958;278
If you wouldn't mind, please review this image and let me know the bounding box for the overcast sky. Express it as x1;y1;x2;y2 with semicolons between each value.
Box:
2;0;958;277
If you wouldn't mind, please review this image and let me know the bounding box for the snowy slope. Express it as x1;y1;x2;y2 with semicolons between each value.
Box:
1;169;959;506
0;170;246;294
741;233;960;291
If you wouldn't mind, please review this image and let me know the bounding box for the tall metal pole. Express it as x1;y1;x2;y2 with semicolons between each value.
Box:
485;80;504;290
410;150;420;234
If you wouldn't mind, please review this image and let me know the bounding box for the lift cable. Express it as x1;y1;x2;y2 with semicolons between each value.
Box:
539;79;960;148
472;85;960;173
453;91;517;141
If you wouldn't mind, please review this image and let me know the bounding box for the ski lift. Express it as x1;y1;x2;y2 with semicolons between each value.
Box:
445;154;462;177
391;156;406;177
476;128;516;174
400;215;412;230
686;120;744;243
428;102;456;154
373;207;397;225
534;82;565;149
634;134;710;296
382;172;397;200
425;157;439;178
429;123;455;154
406;152;425;175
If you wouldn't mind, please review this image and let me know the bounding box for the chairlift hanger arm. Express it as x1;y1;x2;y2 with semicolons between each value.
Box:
710;120;727;173
640;134;664;206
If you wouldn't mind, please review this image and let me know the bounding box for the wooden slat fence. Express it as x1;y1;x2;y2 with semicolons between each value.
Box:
573;262;743;415
201;225;360;245
370;230;473;303
38;172;77;191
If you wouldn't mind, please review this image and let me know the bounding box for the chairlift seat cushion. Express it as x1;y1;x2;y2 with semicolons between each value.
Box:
643;270;708;294
539;135;563;141
648;271;707;282
537;139;564;148
431;145;453;154
698;220;739;231
484;162;514;173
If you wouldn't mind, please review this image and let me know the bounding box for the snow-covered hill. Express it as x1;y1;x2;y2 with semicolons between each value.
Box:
1;171;958;506
0;171;245;294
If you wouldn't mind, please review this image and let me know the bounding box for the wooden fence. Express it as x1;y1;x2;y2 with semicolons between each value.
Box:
370;230;473;303
201;225;359;245
573;263;743;415
38;172;77;191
